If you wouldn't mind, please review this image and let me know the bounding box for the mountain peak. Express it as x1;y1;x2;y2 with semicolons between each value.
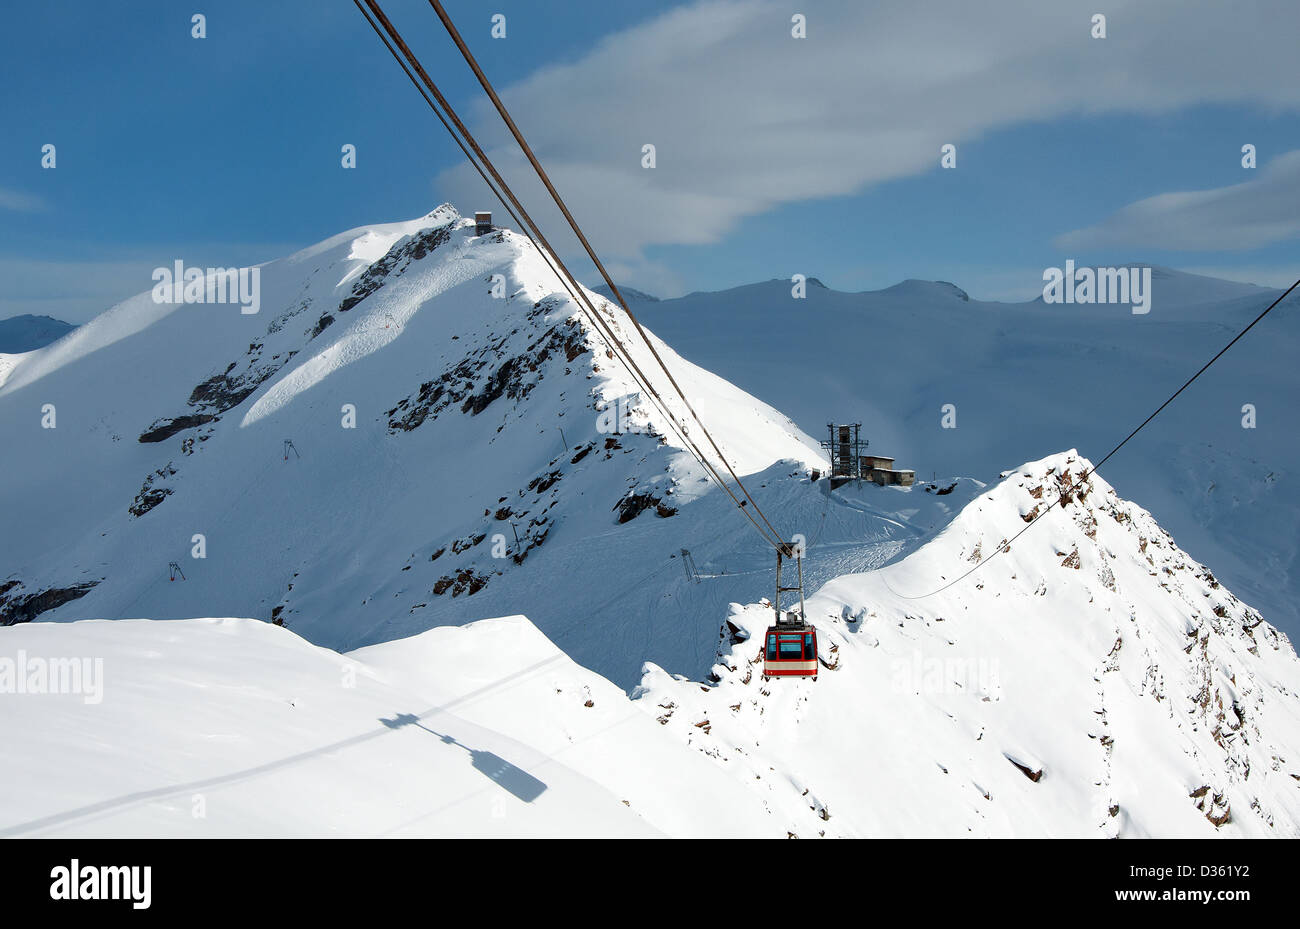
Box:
0;209;822;682
637;447;1300;836
0;313;76;354
876;279;970;302
592;283;659;304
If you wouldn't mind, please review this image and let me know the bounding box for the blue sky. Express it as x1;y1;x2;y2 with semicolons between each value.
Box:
2;0;1299;323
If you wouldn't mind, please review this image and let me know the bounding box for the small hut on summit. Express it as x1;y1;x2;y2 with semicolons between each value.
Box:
859;454;915;487
819;424;915;487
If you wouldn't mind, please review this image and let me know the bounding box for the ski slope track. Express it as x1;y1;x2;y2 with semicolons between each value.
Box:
1;208;1297;836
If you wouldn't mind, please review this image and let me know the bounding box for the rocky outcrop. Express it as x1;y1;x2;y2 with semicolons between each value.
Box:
139;341;297;444
129;462;178;517
0;578;99;626
138;414;216;444
386;310;588;434
614;491;677;523
336;222;453;316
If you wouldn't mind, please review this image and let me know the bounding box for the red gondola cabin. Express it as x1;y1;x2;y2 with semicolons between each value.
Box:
763;620;818;678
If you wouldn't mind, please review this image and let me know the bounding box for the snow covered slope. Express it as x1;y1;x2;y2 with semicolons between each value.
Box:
636;451;1300;837
0;206;823;687
4;452;1296;837
0;615;771;837
635;269;1300;639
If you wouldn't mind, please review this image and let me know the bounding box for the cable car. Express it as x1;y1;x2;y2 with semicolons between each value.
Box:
762;543;819;679
764;617;818;678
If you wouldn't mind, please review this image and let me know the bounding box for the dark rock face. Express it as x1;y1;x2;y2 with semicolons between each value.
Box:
451;532;487;554
432;569;489;598
386;311;589;434
309;313;335;339
614;491;677;524
1006;755;1044;782
528;470;562;493
129;487;171;517
129;462;178;517
0;579;99;625
138;341;296;444
138;414;216;444
186;348;289;415
337;223;453;316
266;295;312;335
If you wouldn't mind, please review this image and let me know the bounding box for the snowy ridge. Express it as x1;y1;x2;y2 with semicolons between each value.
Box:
0;205;821;685
636;451;1300;837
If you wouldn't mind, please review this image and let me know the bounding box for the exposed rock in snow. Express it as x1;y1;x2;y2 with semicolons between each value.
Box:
635;451;1300;837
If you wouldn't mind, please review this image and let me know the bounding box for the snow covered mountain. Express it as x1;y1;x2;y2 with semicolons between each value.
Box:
591;283;659;304
640;450;1300;837
2;207;1297;837
0;205;823;686
634;267;1300;641
0;314;76;355
4;451;1296;837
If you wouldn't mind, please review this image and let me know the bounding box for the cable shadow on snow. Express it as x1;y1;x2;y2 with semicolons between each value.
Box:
380;712;547;803
0;654;563;837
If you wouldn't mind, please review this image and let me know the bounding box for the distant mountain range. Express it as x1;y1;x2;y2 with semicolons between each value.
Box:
0;314;76;354
634;267;1298;639
591;283;659;304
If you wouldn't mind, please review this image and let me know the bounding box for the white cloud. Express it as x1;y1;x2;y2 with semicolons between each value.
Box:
1055;150;1300;251
434;0;1300;271
0;187;46;213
